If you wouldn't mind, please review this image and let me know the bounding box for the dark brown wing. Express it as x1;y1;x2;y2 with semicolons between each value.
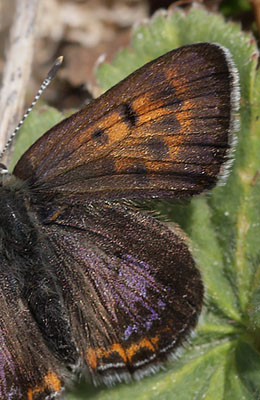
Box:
0;256;65;400
40;202;203;385
13;43;239;202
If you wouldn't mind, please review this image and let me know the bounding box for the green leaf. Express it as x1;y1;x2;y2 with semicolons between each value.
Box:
220;0;251;17
10;105;65;171
248;286;260;327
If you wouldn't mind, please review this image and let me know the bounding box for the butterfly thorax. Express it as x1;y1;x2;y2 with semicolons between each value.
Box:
0;178;37;252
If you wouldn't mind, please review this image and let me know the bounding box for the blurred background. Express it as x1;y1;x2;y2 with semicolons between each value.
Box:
0;0;253;111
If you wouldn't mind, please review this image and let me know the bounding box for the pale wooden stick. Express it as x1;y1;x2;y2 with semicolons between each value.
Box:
0;0;40;166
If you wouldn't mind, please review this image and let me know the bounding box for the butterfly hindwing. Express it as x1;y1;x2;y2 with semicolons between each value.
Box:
0;255;65;400
37;201;203;384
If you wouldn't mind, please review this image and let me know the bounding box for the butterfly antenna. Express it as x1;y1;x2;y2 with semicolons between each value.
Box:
0;56;63;163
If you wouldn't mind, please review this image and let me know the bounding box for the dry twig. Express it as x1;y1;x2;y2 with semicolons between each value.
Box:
0;0;39;166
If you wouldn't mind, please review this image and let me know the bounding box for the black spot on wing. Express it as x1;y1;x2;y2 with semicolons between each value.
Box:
121;102;138;127
123;163;147;174
150;72;183;106
142;137;169;159
92;129;109;144
155;114;181;133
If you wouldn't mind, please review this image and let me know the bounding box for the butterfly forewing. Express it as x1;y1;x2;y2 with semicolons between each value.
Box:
13;43;239;202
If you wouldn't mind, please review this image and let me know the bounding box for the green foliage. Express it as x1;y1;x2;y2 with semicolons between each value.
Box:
220;0;251;16
10;105;65;171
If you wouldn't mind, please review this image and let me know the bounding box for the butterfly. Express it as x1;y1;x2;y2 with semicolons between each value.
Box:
0;42;239;399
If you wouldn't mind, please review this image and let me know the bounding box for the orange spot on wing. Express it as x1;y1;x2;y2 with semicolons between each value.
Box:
47;205;68;221
151;335;160;346
125;338;155;362
85;331;170;371
85;343;127;369
132;93;150;112
86;347;98;370
44;372;61;391
108;343;127;363
98;113;130;143
132;95;167;122
27;371;61;400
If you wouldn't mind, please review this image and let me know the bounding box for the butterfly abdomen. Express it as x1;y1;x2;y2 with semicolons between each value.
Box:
0;182;79;368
